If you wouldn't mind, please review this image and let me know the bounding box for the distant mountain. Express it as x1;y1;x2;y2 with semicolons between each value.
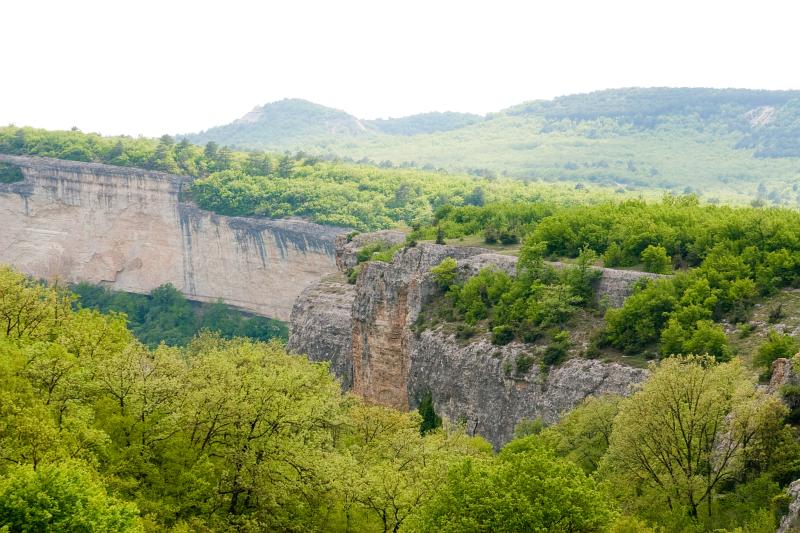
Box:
184;99;484;149
364;111;483;136
184;99;368;148
183;88;800;204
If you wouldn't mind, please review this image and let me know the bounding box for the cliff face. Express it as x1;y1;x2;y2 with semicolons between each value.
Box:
0;155;341;320
289;232;651;446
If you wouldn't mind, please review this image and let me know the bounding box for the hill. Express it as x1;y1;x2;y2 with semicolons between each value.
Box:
182;88;800;205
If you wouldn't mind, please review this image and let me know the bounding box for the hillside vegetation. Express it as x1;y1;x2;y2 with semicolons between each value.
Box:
404;196;800;373
184;88;800;204
71;283;287;347
0;126;639;230
1;265;797;532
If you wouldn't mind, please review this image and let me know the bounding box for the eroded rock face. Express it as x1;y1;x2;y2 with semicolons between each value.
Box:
289;233;654;446
778;479;800;533
0;155;342;320
287;273;356;388
409;330;646;444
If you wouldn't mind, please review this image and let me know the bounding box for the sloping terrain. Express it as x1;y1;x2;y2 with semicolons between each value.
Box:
183;88;800;204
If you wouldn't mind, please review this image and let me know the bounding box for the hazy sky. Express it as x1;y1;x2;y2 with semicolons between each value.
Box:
3;0;799;137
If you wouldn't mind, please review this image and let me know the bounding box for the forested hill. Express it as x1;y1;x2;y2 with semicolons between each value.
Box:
183;99;483;146
183;88;800;204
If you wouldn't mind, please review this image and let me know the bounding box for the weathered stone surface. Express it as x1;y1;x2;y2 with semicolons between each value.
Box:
778;479;800;533
409;330;646;444
0;154;343;320
334;230;406;271
287;273;356;388
289;234;654;446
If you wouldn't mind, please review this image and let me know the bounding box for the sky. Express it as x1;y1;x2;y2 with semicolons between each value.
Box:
3;0;800;137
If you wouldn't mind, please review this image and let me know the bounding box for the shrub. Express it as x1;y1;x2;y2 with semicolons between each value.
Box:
431;257;458;289
515;353;535;374
755;330;799;375
491;325;515;345
0;162;24;183
768;304;784;324
499;231;519;245
455;323;477;339
640;244;671;274
346;265;361;284
543;332;571;366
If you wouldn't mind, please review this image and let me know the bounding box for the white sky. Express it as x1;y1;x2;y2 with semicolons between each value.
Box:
3;0;799;137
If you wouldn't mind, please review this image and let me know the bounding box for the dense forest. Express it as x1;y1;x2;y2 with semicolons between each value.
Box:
71;283;287;347
1;265;797;532
407;197;800;375
2;116;800;531
0;126;631;230
182;89;800;205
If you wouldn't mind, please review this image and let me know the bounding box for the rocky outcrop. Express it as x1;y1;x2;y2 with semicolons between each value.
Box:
288;273;356;388
0;155;342;320
289;233;654;446
410;330;646;444
778;479;800;533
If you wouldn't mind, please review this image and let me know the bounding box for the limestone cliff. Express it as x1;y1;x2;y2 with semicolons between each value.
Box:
289;232;651;446
0;155;342;320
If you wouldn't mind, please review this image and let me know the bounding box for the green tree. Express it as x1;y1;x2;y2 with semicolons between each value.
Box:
754;330;799;374
418;391;442;434
410;437;615;532
0;462;141;532
601;356;786;521
431;257;458;289
542;395;621;473
640;244;671;274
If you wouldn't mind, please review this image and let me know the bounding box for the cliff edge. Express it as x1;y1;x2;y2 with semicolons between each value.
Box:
289;232;651;446
0;155;343;320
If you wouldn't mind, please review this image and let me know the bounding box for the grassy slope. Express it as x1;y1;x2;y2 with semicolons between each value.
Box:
185;89;800;205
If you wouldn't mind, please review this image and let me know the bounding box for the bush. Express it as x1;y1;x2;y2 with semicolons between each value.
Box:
515;353;535;374
0;162;24;183
455;323;477;339
755;330;799;375
0;462;141;532
491;325;515;345
768;304;784;324
431;257;458;289
640;244;671;274
498;231;519;245
346;265;361;284
543;331;571;366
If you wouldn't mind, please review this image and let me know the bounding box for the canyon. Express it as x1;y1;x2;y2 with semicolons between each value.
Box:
0;155;341;321
289;231;656;446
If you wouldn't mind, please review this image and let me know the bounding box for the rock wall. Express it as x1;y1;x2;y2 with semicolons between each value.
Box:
0;155;342;320
289;232;652;446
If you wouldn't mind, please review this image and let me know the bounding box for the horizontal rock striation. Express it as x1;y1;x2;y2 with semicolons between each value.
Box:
290;232;654;446
0;154;343;320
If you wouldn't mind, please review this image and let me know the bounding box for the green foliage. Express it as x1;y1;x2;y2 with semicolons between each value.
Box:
541;395;621;473
418;392;442;435
0;266;503;532
71;282;287;347
0;462;141;532
182;89;800;206
491;325;514;346
543;331;571;367
431;257;458;289
0;162;24;184
427;243;594;353
355;241;403;263
640;244;672;273
514;353;535;374
755;330;800;374
408;438;616;532
2;126;595;232
600;356;792;529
